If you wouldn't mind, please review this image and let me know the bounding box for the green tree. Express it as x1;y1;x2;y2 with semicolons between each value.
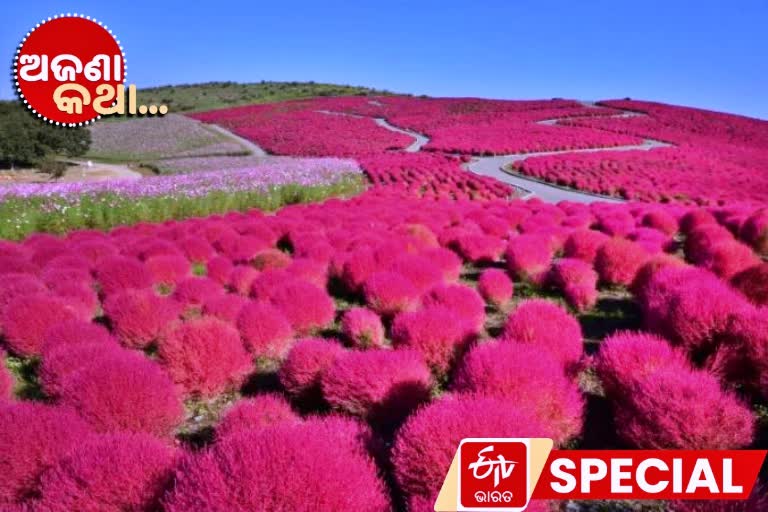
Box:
0;101;91;168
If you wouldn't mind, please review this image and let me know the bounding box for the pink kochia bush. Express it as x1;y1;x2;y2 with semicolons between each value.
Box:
95;256;152;295
363;271;419;316
563;229;609;263
279;338;344;403
477;268;514;307
236;302;294;359
549;258;599;311
57;351;183;438
0;402;92;504
731;263;768;306
41;319;116;354
614;368;754;450
158;317;253;397
391;306;470;375
505;234;554;284
322;349;432;428
452;341;583;444
421;283;486;334
34;433;177;512
502;299;583;370
595;331;691;400
216;394;300;439
392;395;552;507
103;289;181;349
38;342;125;398
595;237;649;286
163;420;391;512
340;307;385;348
1;294;83;356
268;280;335;335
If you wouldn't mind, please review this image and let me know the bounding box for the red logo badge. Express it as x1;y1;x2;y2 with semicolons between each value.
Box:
459;439;530;510
13;14;125;126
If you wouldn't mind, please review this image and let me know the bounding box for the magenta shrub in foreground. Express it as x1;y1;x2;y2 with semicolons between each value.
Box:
158;317;253;397
477;268;514;307
34;433;177;512
0;402;92;504
103;289;181;349
321;348;432;427
57;352;183;438
163;421;391;511
1;294;83;357
236;302;294;359
278;338;343;402
216;394;300;440
502;299;583;369
452;341;583;445
392;395;552;505
340;307;385;348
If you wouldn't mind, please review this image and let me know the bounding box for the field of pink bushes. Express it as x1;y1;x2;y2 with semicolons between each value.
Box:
2;183;768;510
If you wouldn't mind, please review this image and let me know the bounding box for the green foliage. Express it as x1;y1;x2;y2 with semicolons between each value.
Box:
0;101;91;168
0;175;365;240
136;81;397;113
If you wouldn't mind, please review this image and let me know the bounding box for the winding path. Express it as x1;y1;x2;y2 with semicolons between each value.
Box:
206;123;268;157
316;106;672;203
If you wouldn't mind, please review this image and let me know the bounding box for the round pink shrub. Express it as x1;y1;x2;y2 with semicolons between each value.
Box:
680;209;718;233
501;299;583;369
322;349;432;428
388;254;444;293
286;258;327;287
1;294;83;357
506;234;554;284
248;269;294;301
595;237;649;286
35;433;177;512
363;271;419;316
269;280;335;335
0;274;46;315
58;352;183;438
341;248;380;293
711;309;768;398
216;394;299;439
477;268;514;307
549;258;599;311
279;338;343;402
236;302;294;359
685;224;734;263
172;277;224;307
453;234;505;263
103;289;181;349
177;235;215;263
228;265;260;295
641;210;679;236
0;255;37;276
595;331;690;400
391;306;470;375
452;341;583;444
145;254;191;286
699;241;760;279
159;317;252;397
95;256;153;296
392;395;551;504
421;283;486;333
38;342;125;398
163;422;391;512
341;307;385;348
41;319;116;354
0;402;92;503
630;254;687;301
732;263;768;306
663;278;750;355
205;256;234;285
563;229;609;264
615;368;754;450
251;248;292;271
202;294;249;323
422;247;462;281
739;208;768;255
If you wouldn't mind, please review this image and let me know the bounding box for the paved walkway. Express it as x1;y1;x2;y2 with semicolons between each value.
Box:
207;123;268;157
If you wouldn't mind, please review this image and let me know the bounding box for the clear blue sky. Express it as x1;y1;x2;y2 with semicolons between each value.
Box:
3;0;767;119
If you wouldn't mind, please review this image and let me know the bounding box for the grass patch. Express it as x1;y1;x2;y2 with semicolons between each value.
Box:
0;175;366;240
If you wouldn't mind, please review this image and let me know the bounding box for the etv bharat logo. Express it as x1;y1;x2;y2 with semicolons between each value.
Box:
435;438;554;512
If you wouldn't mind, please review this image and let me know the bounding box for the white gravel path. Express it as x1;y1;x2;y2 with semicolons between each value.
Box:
207;124;268;157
